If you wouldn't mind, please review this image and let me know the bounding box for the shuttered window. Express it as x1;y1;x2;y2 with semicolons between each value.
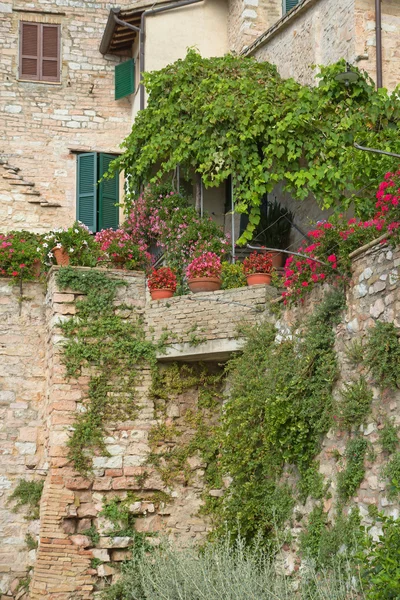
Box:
115;59;135;100
283;0;300;14
76;153;119;233
20;22;60;83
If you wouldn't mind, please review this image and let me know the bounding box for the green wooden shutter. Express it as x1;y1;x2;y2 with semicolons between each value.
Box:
98;153;119;230
115;59;135;100
77;152;97;232
284;0;299;13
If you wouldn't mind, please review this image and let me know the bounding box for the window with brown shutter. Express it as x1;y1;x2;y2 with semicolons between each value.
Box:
20;22;60;83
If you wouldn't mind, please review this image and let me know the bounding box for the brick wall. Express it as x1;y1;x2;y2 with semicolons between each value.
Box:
228;0;281;54
0;0;133;233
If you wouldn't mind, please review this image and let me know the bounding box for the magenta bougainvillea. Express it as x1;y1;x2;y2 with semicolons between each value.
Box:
186;252;222;280
282;171;400;304
147;267;177;291
95;228;150;270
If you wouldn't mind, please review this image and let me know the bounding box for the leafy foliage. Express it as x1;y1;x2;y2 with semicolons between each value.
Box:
364;322;400;389
335;377;373;429
113;51;400;242
56;267;158;474
221;261;246;289
0;230;43;281
211;290;345;542
7;479;44;520
337;437;369;503
382;451;400;500
359;513;400;600
300;504;362;566
379;418;399;454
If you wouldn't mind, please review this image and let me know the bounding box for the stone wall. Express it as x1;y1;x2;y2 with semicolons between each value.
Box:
275;240;400;570
228;0;281;54
247;0;355;85
355;0;400;91
0;0;133;233
246;0;400;91
0;279;46;594
1;239;400;595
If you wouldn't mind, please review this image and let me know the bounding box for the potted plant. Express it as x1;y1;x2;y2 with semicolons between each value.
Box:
148;267;177;300
40;222;99;267
186;252;222;293
243;251;273;286
250;199;294;268
95;228;150;271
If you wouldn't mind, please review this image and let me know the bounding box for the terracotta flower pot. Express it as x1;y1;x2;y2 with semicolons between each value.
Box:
150;289;174;300
270;251;285;269
52;246;70;266
246;273;272;286
188;277;221;293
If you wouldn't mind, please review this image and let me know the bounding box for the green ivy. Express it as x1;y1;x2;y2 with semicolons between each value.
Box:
112;50;400;242
56;267;159;475
337;437;369;503
211;290;345;543
364;322;400;389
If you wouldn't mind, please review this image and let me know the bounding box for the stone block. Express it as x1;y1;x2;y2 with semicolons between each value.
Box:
77;518;92;533
70;534;92;548
65;477;92;490
77;503;98;518
110;549;132;561
92;548;110;562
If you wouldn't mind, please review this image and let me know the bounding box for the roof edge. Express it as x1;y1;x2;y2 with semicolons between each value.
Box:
99;7;120;55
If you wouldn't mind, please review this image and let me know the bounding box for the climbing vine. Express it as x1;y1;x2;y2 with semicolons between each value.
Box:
56;267;158;475
113;50;400;242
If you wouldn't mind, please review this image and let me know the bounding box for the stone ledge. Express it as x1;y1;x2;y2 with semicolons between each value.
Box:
157;338;245;362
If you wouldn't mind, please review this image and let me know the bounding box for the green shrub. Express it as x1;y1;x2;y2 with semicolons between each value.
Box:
102;537;364;600
221;261;247;289
336;377;373;429
364;322;400;389
359;514;400;600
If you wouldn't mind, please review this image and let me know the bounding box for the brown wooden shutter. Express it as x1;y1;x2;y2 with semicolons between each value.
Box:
41;25;60;82
20;22;39;80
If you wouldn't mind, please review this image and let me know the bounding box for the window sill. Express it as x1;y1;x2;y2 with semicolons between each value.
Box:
17;78;62;85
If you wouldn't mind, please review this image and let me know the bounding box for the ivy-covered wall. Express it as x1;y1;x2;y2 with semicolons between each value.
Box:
0;239;400;597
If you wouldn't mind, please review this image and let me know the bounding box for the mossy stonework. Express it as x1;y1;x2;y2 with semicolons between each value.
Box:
0;240;400;597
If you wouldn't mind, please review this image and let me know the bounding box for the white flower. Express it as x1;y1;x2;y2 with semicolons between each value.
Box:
74;229;79;234
48;252;53;258
83;240;88;245
69;248;74;253
36;247;41;252
56;243;62;248
43;243;48;248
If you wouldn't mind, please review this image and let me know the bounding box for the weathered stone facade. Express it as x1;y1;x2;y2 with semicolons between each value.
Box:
246;0;400;91
0;0;133;232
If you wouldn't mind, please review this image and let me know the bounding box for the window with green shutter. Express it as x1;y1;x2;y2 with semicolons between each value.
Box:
76;152;119;232
283;0;300;14
115;59;135;100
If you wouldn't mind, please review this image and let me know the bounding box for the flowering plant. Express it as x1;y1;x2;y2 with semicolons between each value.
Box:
375;171;400;240
39;221;99;267
282;214;385;304
95;228;150;270
147;267;177;291
0;230;43;280
243;251;273;275
186;252;222;280
125;185;230;279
